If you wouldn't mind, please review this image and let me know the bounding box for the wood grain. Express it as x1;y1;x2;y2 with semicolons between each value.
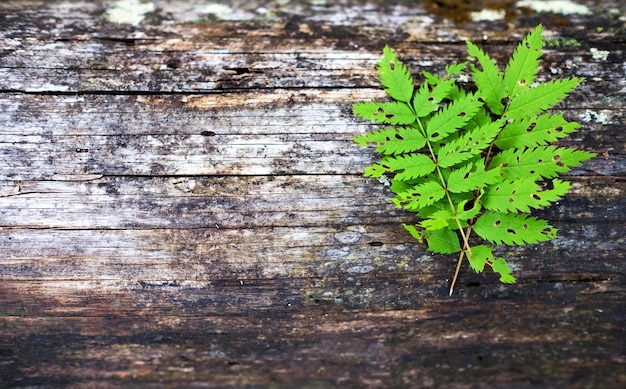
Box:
0;0;624;387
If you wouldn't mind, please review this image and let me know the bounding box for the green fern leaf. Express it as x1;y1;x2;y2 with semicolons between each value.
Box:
466;244;490;272
425;93;483;142
495;113;580;149
353;126;426;155
402;223;424;243
368;153;436;181
492;258;516;283
473;211;557;245
398;181;446;210
352;26;596;290
353;102;415;125
456;199;482;221
413;79;455;117
424;227;460;254
504;77;583;120
446;62;467;76
489;146;595;180
437;120;503;167
481;178;570;213
504;24;544;97
466;41;506;115
420;208;454;230
446;162;501;194
378;45;414;103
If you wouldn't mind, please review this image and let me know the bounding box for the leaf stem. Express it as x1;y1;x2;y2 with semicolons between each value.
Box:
413;118;473;295
449;224;473;295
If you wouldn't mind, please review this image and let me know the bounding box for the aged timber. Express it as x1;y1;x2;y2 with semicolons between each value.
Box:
0;1;624;387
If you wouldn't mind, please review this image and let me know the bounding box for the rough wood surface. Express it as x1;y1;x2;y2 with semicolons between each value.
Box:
1;0;624;387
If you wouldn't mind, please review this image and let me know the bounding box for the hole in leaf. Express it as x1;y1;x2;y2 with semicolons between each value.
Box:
556;161;564;167
509;198;514;203
385;113;395;119
459;111;467;117
523;224;528;229
507;228;516;234
389;61;395;71
555;126;563;132
527;122;537;132
395;133;404;140
553;154;561;161
494;220;502;226
531;193;540;200
529;170;535;175
431;132;440;139
542;228;553;235
500;97;509;106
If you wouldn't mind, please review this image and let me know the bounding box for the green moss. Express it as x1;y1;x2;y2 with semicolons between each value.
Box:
545;37;582;51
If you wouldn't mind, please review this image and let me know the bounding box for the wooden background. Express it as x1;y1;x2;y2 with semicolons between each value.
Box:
1;0;624;387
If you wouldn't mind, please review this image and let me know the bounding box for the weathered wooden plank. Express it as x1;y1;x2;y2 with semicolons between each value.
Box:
0;220;622;283
1;39;624;105
0;281;623;387
1;0;625;387
1;92;622;180
0;176;622;231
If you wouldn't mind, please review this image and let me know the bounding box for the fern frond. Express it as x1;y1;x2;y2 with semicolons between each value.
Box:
423;228;461;254
437;120;503;167
420;208;454;230
353;101;415;125
446;162;501;194
492;258;516;283
412;79;455;117
473;211;557;245
402;223;424;243
466;245;516;283
489;146;595;180
504;24;544;97
495;113;580;149
368;153;436;181
446;62;467;77
397;181;446;210
426;93;483;142
352;26;596;291
378;45;414;103
353;126;426;155
504;77;583;120
466;244;490;272
466;40;506;115
481;178;570;213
